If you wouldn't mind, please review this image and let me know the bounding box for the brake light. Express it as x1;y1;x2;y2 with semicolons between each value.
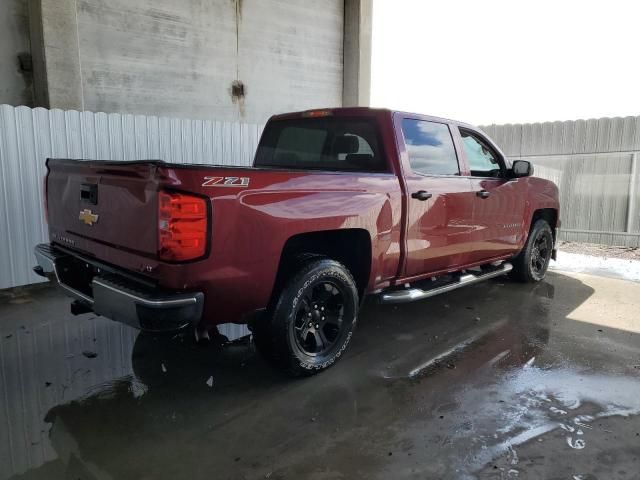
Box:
158;192;208;261
301;109;333;118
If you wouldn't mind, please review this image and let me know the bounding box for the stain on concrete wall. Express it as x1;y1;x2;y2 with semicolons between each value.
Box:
75;0;343;123
0;0;34;106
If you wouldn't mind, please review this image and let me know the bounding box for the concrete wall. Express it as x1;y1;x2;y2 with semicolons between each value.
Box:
0;0;34;106
2;0;373;122
33;0;350;124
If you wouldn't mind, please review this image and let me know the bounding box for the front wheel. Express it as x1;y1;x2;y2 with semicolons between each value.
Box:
254;259;359;377
511;219;554;282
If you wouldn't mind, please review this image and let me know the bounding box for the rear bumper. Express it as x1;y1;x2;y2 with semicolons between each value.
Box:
34;244;204;332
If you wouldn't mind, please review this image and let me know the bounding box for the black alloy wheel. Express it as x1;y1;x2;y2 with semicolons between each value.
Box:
512;219;554;283
530;230;552;277
254;258;359;376
293;280;346;357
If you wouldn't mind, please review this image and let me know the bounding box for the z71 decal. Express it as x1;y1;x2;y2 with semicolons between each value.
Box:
201;176;250;187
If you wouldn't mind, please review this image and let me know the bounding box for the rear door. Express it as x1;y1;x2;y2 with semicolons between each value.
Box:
397;117;477;278
456;127;526;261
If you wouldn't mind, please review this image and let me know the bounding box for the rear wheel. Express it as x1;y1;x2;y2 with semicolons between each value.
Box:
512;219;554;282
254;258;359;377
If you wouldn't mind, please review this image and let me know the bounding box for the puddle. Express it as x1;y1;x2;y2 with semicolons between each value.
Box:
452;363;640;478
381;319;509;380
2;272;638;480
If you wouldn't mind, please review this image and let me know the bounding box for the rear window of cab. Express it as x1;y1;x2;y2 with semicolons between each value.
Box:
254;117;387;172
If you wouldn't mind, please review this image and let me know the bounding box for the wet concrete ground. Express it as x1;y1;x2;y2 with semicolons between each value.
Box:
1;270;639;479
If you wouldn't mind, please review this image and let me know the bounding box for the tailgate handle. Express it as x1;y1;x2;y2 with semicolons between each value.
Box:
80;184;98;205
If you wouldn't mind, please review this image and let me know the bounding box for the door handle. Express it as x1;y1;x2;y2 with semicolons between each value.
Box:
476;190;490;199
411;190;433;201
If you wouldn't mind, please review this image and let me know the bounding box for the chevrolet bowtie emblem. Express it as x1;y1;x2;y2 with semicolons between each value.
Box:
79;209;99;226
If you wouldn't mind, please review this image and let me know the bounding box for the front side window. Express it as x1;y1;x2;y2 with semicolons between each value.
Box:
460;129;503;177
401;119;459;176
254;117;386;172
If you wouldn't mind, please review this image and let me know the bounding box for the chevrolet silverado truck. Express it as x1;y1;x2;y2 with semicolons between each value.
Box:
34;107;559;376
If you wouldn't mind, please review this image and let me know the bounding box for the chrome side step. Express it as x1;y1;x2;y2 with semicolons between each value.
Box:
380;263;513;304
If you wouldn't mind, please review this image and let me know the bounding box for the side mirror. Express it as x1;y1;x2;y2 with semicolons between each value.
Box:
512;160;534;178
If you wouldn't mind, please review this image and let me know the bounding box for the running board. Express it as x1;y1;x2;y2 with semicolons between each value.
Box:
380;263;513;304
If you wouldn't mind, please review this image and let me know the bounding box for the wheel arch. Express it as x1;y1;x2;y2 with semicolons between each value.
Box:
270;229;372;304
530;208;558;241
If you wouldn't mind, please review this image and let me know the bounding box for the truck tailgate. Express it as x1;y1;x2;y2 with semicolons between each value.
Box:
46;159;160;257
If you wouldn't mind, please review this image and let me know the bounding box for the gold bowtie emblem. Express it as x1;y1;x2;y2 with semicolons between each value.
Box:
79;209;99;226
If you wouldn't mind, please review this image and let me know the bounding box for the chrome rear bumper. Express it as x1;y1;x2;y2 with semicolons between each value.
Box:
34;243;203;332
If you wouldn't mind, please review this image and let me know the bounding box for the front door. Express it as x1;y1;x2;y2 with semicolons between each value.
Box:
457;128;527;262
399;118;477;278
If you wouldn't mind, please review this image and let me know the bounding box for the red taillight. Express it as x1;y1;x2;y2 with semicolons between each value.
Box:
301;109;333;118
158;191;208;261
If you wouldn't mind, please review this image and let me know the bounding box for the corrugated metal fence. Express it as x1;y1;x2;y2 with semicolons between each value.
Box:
0;105;263;290
0;106;263;480
481;117;640;247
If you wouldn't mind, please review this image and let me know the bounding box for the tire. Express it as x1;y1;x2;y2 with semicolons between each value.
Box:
511;219;554;283
254;258;359;377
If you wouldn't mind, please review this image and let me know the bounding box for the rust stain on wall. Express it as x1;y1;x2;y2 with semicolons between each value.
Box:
230;79;246;117
232;0;244;117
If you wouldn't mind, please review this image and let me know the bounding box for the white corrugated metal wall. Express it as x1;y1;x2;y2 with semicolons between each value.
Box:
1;107;256;478
0;105;263;290
481;117;640;247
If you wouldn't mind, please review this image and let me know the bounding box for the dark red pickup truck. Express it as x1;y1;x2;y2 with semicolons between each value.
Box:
34;107;559;375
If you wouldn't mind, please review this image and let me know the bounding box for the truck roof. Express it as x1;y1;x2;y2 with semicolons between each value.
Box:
269;107;477;130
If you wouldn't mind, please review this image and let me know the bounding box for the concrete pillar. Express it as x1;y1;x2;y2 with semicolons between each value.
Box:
28;0;83;110
343;0;372;107
27;0;48;107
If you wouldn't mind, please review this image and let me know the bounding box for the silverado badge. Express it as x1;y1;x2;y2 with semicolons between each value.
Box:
79;209;99;226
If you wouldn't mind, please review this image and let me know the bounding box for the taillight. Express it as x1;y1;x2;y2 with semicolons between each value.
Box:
301;109;333;118
158;191;208;261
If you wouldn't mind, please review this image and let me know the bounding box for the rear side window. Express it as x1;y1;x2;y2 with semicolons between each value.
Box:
254;117;386;172
401;119;459;175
